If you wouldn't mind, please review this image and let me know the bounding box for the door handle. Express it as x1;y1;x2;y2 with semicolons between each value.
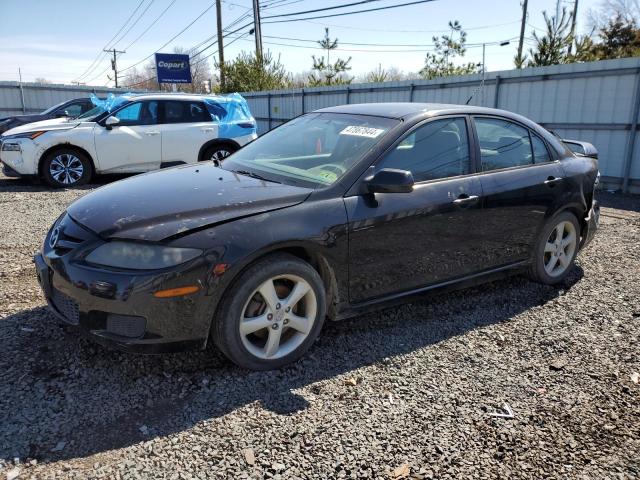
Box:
544;176;562;186
145;131;160;136
201;127;215;133
453;194;479;205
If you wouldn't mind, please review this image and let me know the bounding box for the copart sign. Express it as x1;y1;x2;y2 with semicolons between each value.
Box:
155;53;192;84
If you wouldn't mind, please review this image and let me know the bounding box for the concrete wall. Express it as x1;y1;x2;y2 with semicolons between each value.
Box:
241;57;640;193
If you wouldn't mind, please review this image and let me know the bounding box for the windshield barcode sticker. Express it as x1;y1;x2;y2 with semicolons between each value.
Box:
339;126;385;138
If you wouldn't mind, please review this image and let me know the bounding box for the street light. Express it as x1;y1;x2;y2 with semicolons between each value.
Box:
481;40;511;105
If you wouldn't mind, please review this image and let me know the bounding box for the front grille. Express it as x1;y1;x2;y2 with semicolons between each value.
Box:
46;214;94;255
51;289;80;325
106;314;146;338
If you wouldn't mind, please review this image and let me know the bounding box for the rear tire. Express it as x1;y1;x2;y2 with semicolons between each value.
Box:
202;143;238;163
529;211;580;285
42;149;92;188
212;253;326;370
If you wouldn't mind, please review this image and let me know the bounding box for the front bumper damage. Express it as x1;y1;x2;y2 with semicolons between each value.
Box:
33;215;215;353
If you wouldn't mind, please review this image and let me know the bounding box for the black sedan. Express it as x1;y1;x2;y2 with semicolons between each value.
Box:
0;97;94;135
35;103;599;370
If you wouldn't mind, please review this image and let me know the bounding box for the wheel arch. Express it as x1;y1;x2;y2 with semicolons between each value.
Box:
550;202;589;241
38;143;96;178
205;243;341;346
197;138;241;162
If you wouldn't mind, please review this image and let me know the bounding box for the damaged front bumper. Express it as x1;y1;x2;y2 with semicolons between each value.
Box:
32;212;217;354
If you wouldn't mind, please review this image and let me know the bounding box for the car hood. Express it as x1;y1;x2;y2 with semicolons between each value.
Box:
3;117;79;136
0;113;46;124
67;163;312;242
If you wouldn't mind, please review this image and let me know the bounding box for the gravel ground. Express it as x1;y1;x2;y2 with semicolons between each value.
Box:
0;173;638;480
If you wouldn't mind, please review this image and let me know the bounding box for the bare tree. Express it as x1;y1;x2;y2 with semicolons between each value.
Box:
587;0;640;29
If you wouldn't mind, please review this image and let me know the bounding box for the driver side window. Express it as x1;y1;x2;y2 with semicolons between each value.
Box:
113;101;158;126
377;117;470;182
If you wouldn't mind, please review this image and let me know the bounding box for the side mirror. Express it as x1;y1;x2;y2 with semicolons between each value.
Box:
55;111;69;118
104;116;120;130
365;168;414;194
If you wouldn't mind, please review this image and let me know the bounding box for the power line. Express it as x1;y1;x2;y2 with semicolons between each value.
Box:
189;21;254;59
234;34;519;52
261;0;305;8
75;0;156;82
110;0;156;50
121;0;178;51
119;2;216;74
262;0;381;19
122;27;251;88
73;0;146;82
295;19;521;34
262;0;438;24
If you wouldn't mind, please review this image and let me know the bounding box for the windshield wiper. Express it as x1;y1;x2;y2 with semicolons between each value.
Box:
232;169;281;183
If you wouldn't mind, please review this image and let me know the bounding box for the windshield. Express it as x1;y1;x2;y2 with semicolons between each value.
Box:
41;101;67;115
221;113;399;188
76;105;107;121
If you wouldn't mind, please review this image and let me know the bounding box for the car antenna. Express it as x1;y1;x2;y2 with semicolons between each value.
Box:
465;72;485;105
465;40;510;105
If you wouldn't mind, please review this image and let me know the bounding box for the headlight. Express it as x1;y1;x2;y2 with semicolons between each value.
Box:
4;131;46;140
85;241;202;270
1;142;20;152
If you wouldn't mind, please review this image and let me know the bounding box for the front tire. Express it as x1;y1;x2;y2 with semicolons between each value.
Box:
529;211;580;285
42;149;92;188
212;254;326;370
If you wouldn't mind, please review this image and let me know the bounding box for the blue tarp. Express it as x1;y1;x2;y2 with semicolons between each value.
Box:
203;93;257;138
90;92;256;138
90;92;132;112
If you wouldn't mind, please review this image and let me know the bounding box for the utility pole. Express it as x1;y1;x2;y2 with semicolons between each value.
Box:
104;48;125;88
252;0;263;60
516;0;529;67
216;0;225;91
567;0;579;55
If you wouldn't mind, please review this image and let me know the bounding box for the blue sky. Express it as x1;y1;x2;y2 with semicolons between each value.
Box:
0;0;601;86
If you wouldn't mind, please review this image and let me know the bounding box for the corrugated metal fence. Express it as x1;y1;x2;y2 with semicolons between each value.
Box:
1;58;638;192
0;81;148;116
242;57;640;193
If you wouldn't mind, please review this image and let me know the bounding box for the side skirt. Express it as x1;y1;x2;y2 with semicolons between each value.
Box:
334;261;529;321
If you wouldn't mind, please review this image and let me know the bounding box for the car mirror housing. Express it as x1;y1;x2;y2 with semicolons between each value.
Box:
365;168;414;194
104;116;120;130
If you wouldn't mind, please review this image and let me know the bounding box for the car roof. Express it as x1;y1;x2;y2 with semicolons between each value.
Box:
316;102;527;122
315;102;566;153
124;93;213;102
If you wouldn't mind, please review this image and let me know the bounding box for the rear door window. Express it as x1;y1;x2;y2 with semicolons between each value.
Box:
531;133;551;163
162;101;211;124
474;117;533;171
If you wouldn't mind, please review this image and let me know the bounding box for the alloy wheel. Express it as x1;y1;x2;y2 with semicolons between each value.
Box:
210;149;231;162
239;274;317;360
543;220;577;277
49;153;83;185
